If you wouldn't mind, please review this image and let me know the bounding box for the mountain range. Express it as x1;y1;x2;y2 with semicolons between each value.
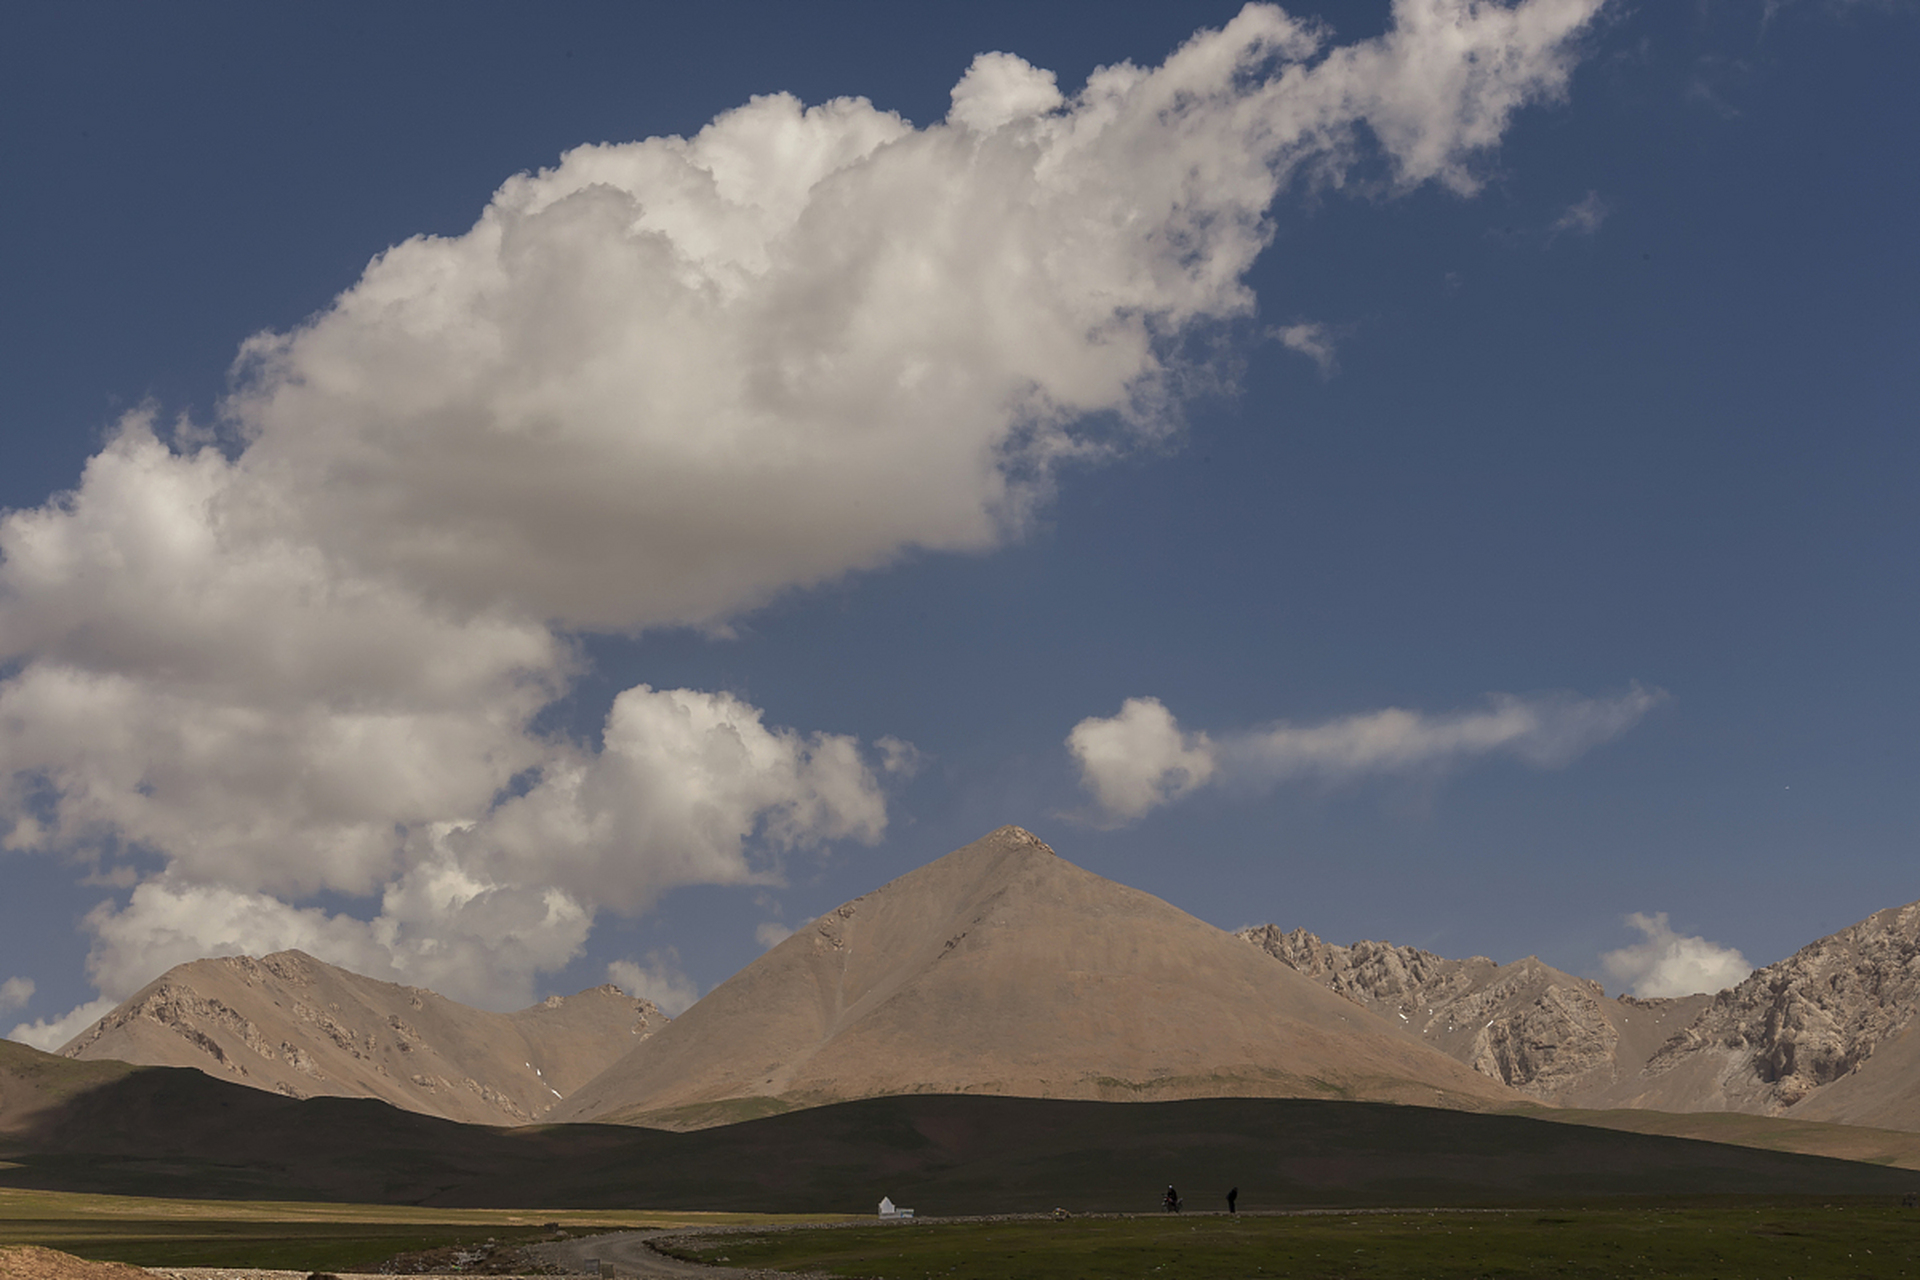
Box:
48;825;1920;1137
58;947;664;1125
1238;898;1920;1130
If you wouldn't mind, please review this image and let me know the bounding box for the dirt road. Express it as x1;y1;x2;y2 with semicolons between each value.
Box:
527;1229;821;1280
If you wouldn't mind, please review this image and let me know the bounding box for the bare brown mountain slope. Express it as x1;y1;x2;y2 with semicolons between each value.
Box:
1241;897;1920;1131
551;826;1523;1128
58;949;665;1125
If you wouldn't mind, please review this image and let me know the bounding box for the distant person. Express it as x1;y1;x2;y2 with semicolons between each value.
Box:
1165;1185;1181;1213
1227;1187;1238;1214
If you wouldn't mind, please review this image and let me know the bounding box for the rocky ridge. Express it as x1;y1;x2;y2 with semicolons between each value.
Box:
1234;925;1671;1099
1242;899;1920;1131
60;949;665;1126
1638;900;1920;1122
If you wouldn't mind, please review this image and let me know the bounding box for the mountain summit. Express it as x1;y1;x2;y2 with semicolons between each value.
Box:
551;826;1518;1127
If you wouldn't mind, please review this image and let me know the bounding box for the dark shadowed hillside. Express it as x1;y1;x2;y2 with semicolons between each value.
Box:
3;1038;1916;1212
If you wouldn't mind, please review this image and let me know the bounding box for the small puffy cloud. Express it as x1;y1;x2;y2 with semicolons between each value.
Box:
0;977;33;1013
10;997;117;1052
0;0;1606;1018
755;921;796;950
1274;322;1340;376
1066;697;1218;824
876;736;926;778
608;953;700;1017
1070;686;1664;823
1602;911;1753;998
1552;190;1608;236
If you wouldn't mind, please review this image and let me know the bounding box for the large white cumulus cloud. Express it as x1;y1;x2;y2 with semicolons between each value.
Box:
0;423;563;898
227;0;1601;631
2;0;1604;1037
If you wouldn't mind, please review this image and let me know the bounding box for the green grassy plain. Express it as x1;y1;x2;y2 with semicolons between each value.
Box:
10;1186;1920;1277
0;1187;842;1270
665;1200;1920;1280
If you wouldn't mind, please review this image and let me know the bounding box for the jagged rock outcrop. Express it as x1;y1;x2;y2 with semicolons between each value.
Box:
1633;901;1920;1124
1239;927;1487;1010
1236;925;1642;1098
61;950;665;1125
1465;975;1618;1091
1242;900;1920;1132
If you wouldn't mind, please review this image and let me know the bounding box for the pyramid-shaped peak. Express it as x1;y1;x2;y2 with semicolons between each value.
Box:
984;825;1055;854
837;825;1068;916
865;824;1075;914
550;826;1523;1125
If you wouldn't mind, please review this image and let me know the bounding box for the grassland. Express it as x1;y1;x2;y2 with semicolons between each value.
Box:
663;1199;1920;1280
0;1187;841;1271
10;1186;1920;1277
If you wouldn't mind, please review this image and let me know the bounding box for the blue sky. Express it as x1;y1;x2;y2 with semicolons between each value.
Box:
2;0;1915;1044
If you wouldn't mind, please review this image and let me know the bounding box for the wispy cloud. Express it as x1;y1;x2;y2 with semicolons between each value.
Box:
1686;55;1752;120
0;976;33;1014
1069;686;1665;824
1274;322;1341;376
1602;912;1752;997
1552;191;1609;237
